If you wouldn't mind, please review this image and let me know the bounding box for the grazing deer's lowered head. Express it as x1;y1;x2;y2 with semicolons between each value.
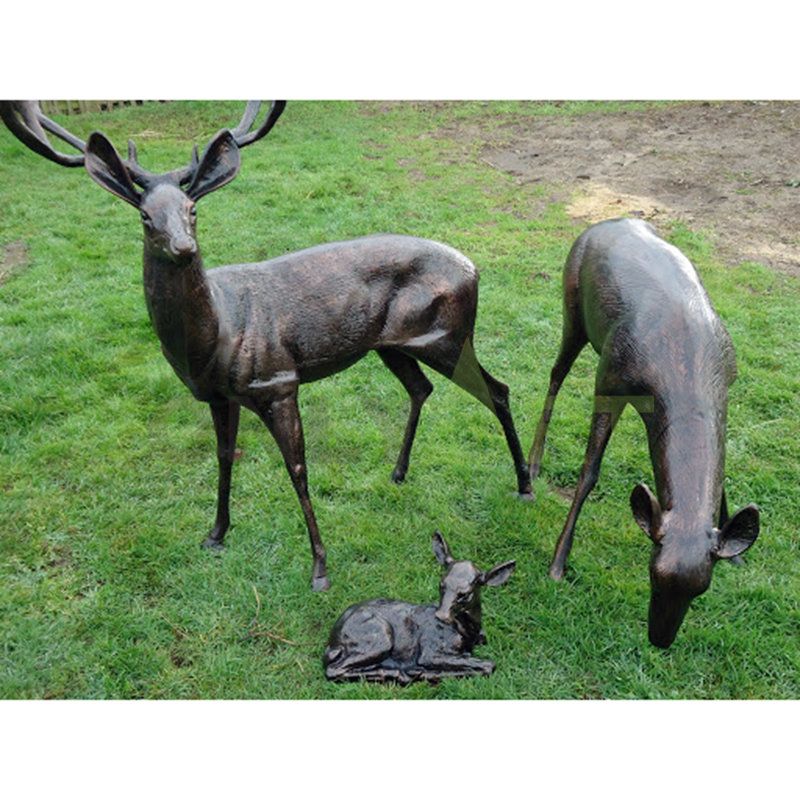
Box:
631;482;760;648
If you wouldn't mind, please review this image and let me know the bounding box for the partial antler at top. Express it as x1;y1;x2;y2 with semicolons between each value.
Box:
229;101;287;148
1;100;287;179
0;100;86;166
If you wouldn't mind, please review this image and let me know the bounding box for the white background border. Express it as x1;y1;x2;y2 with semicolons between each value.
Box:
1;2;795;796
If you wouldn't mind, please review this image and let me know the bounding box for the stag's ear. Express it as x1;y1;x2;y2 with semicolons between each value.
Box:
187;129;241;201
631;482;663;542
716;504;760;560
84;132;142;208
432;531;454;567
481;560;516;587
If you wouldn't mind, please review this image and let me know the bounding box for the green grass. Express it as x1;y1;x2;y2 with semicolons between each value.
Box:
1;101;797;699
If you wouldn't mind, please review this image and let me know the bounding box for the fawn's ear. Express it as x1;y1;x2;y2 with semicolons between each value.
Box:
631;482;663;542
716;504;760;560
481;560;516;587
432;531;454;567
187;129;241;201
85;132;142;208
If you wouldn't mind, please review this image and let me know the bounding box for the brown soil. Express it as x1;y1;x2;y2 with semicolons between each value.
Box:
473;101;800;277
0;240;29;284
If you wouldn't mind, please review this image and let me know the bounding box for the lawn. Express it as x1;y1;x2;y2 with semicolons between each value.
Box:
1;100;797;699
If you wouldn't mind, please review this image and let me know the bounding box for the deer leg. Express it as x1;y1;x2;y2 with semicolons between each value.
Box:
528;326;588;485
329;666;414;685
549;407;621;580
377;349;434;484
202;400;241;550
403;335;530;496
419;654;495;677
477;364;533;498
325;647;392;681
256;392;329;592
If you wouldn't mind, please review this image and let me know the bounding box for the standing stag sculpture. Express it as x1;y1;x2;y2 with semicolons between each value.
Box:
528;218;760;647
0;101;532;591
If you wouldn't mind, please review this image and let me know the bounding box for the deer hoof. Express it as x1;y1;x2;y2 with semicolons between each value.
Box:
390;469;406;484
201;536;225;552
312;574;331;592
548;563;566;581
517;490;535;502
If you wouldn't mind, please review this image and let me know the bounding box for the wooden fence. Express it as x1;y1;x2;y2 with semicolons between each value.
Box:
40;100;154;115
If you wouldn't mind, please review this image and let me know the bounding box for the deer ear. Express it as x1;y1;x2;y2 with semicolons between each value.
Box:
84;132;142;208
187;129;241;201
432;531;454;567
716;504;760;560
481;560;516;587
631;482;663;542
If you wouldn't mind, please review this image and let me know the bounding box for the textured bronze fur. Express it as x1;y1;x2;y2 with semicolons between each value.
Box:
324;532;515;684
528;218;760;647
1;101;531;592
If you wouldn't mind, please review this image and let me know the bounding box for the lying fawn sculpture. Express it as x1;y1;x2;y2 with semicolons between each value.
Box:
324;531;515;684
0;101;532;591
528;218;760;647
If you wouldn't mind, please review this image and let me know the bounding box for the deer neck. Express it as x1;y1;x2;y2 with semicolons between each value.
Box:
142;245;220;388
644;389;728;528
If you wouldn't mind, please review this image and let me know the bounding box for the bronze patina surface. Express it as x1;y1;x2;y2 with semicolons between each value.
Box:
528;218;760;647
324;532;515;684
0;101;532;592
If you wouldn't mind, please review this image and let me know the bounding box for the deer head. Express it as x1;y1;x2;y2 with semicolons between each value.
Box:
431;531;515;641
630;483;760;648
0;100;286;264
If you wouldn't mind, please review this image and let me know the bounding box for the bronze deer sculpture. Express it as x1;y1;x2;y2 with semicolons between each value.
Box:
0;101;532;591
528;218;760;647
324;531;515;684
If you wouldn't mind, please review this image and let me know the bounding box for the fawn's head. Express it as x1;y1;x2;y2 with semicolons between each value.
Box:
431;531;515;626
630;483;760;648
0;101;286;265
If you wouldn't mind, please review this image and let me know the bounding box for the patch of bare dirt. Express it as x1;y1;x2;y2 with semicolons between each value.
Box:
0;240;29;284
477;102;800;277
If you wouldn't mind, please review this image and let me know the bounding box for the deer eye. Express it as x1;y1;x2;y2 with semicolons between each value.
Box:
189;206;197;218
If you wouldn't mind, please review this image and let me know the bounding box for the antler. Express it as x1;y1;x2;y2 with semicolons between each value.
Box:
124;138;198;189
172;100;286;187
0;100;86;166
1;100;287;188
145;101;286;187
229;101;287;148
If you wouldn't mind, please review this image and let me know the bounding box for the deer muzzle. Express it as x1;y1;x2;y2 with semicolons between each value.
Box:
435;600;455;624
169;236;197;260
648;589;692;648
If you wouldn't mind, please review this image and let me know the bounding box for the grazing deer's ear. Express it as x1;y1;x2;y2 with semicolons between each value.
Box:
716;504;760;560
481;560;516;587
187;129;241;201
84;132;142;208
631;482;663;542
432;531;454;567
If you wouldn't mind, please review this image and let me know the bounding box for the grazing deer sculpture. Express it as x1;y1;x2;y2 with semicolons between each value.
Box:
324;531;515;684
0;101;532;591
528;218;760;647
